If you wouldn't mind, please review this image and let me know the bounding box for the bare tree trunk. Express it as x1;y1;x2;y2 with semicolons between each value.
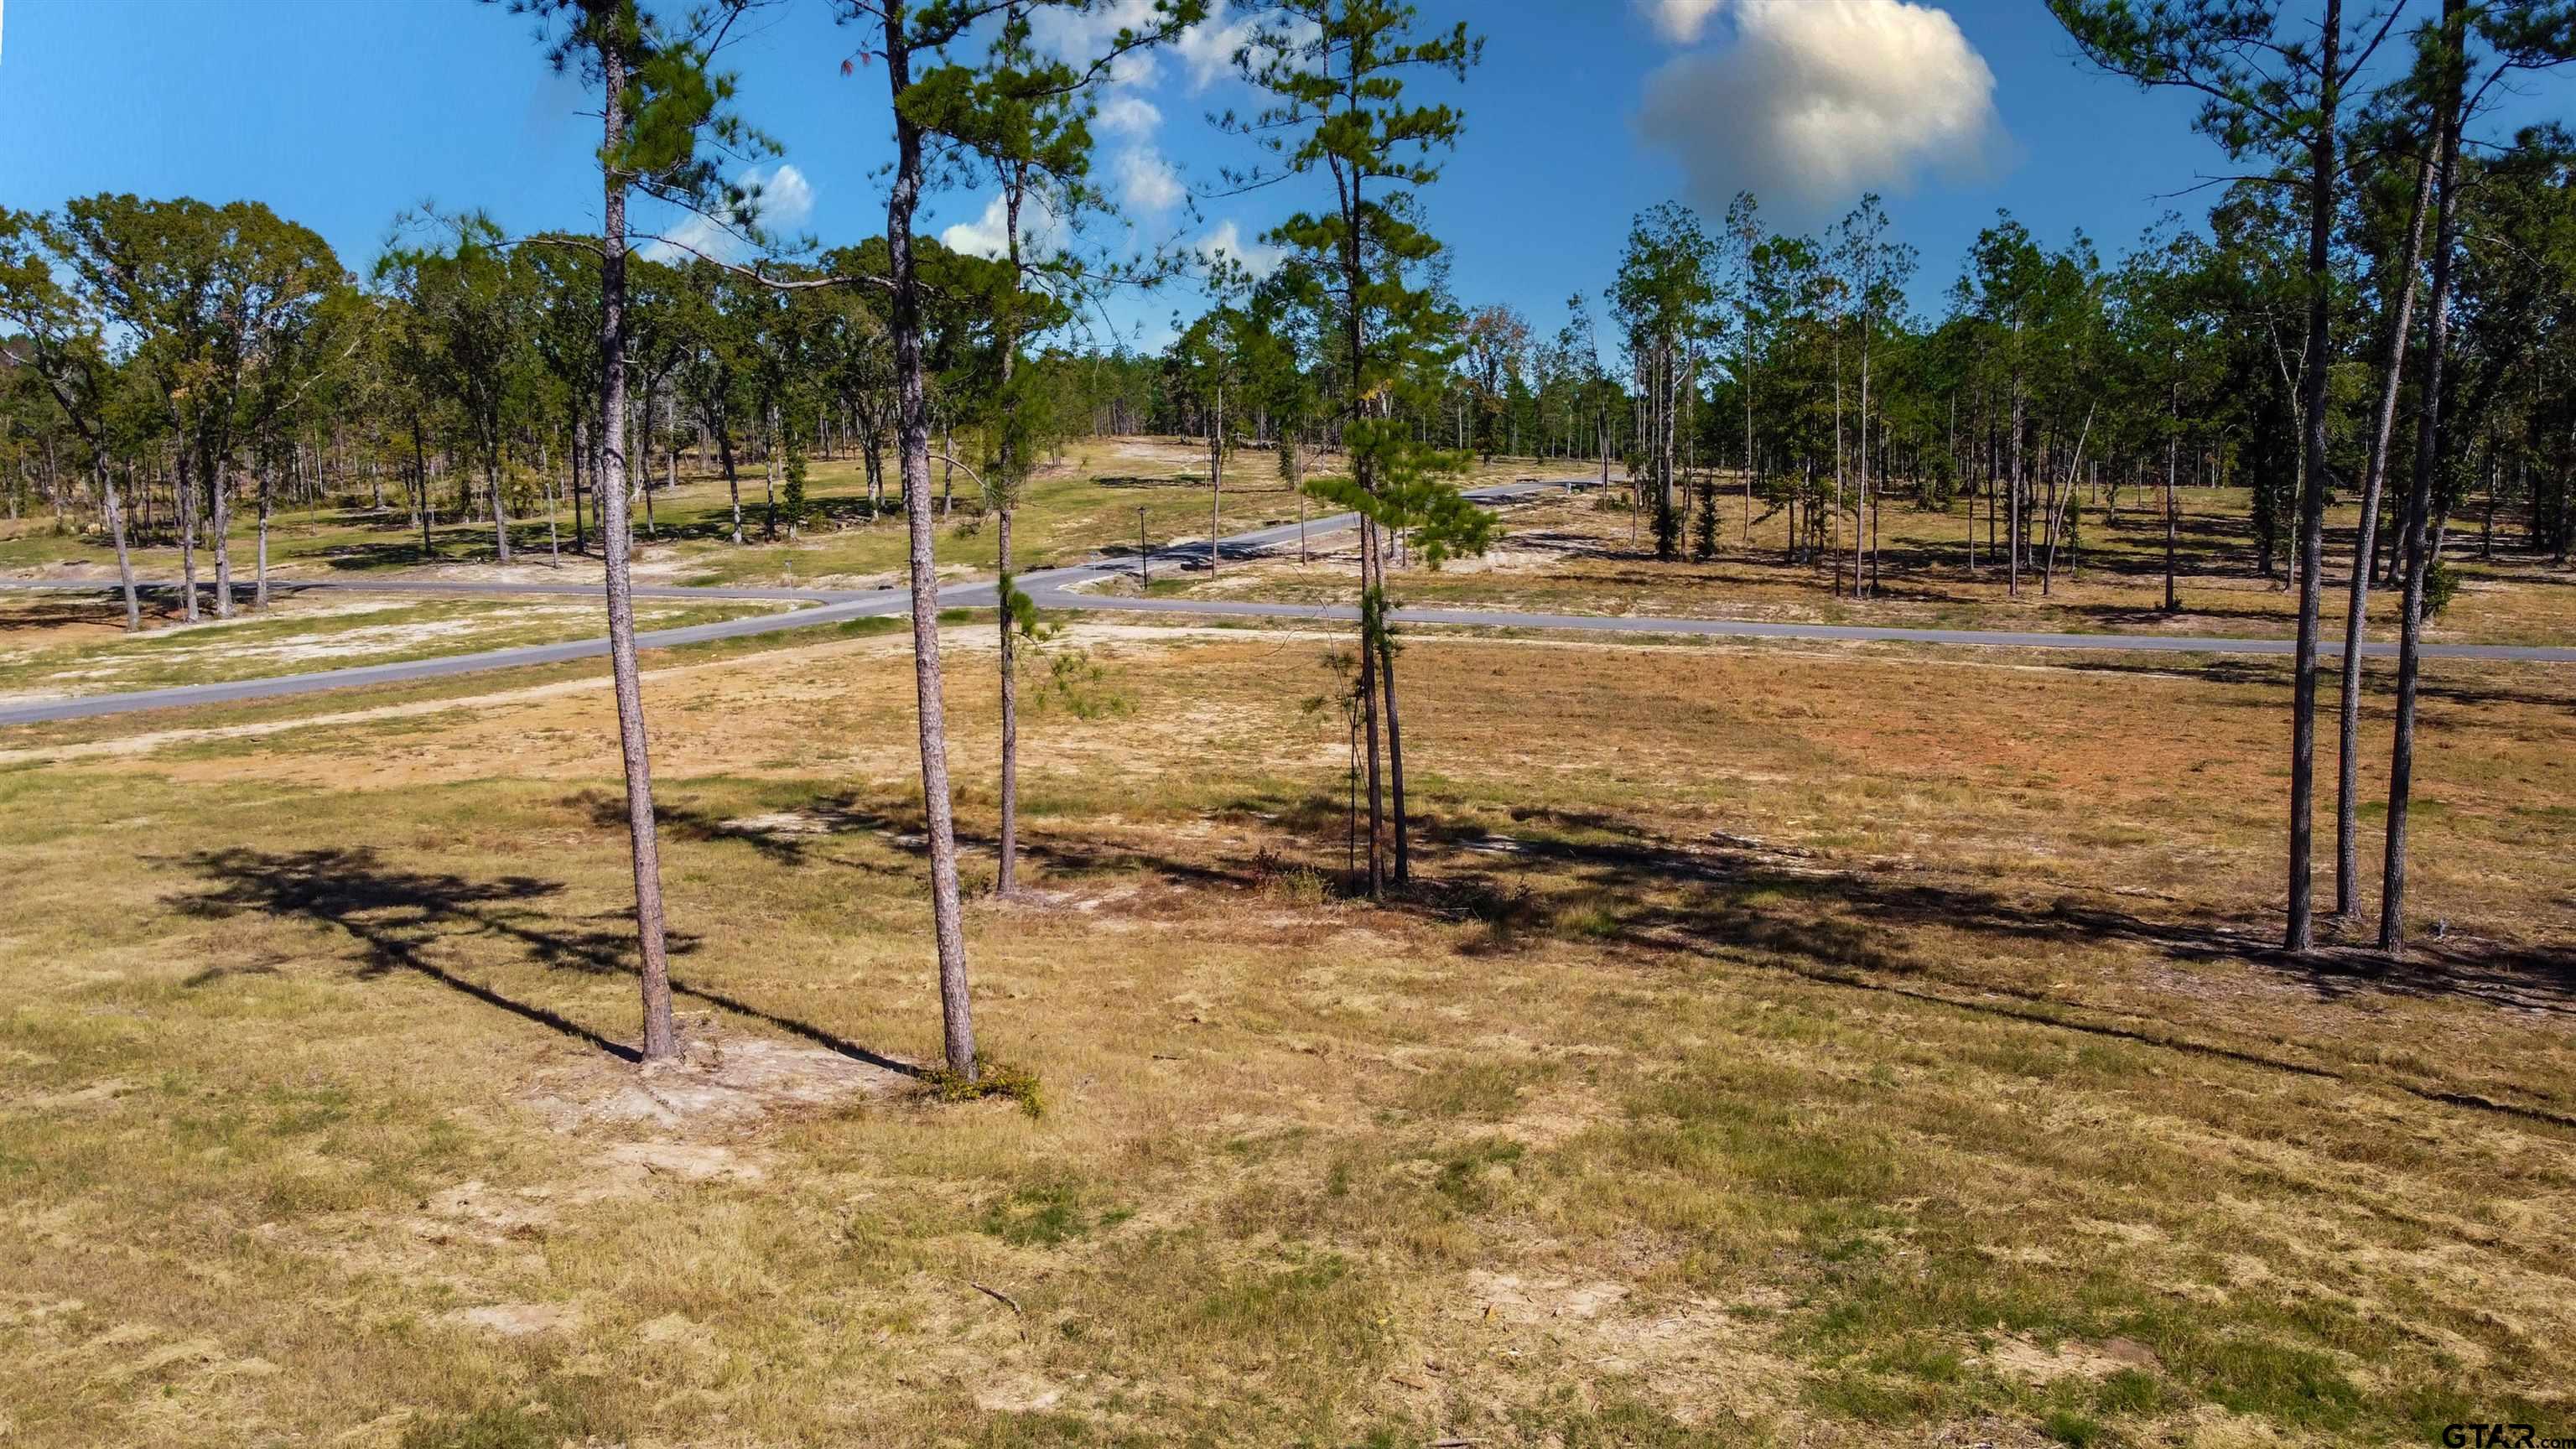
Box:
2335;143;2435;920
599;39;678;1062
2164;402;2180;611
1744;317;1755;546
2007;377;2023;600
995;170;1026;901
2285;0;2344;955
100;457;140;631
1358;515;1386;898
764;404;780;542
2382;0;2464;956
410;413;433;559
255;465;272;610
178;449;200;621
211;452;234;619
1833;346;1846;597
1857;304;1871;600
1379;593;1409;889
572;412;589;553
1209;381;1223;579
2041;408;2094;591
883;18;977;1077
486;446;511;564
720;423;743;544
997;503;1019;896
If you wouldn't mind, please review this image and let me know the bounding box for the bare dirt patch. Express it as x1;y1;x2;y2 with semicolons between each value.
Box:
526;1021;910;1132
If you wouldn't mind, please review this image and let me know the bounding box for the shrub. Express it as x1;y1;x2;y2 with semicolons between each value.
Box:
2422;558;2462;618
924;1059;1045;1119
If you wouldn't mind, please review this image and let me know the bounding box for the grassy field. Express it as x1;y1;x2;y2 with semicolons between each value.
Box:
0;438;1350;595
0;591;787;705
3;614;2570;1446
9;441;2568;650
1157;476;2576;647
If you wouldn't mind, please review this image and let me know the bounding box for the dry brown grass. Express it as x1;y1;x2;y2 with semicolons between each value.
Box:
0;592;781;706
2;619;2571;1446
1179;480;2576;648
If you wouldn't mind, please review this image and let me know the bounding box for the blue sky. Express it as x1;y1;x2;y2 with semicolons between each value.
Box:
3;0;2567;351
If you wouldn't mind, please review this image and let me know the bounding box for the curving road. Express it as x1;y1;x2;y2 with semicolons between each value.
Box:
3;478;2569;729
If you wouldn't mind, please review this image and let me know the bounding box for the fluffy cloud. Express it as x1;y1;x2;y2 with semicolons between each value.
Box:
939;189;1065;260
751;163;816;232
1027;0;1270;92
639;162;814;263
1095;93;1162;139
1637;0;1726;44
1196;219;1284;278
1635;0;2007;222
1171;1;1265;90
1114;146;1186;215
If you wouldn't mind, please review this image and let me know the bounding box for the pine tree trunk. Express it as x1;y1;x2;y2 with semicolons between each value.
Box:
211;451;234;619
1209;384;1223;579
486;446;511;564
2285;0;2344;954
255;467;272;610
1358;517;1386;898
411;413;433;559
997;503;1019;897
884;18;978;1077
101;457;140;631
2007;378;2023;600
1857;309;1871;599
764;405;779;542
2164;402;2179;611
995;170;1026;901
720;424;743;544
2335;144;2436;919
2381;0;2465;956
573;412;589;553
599;39;678;1062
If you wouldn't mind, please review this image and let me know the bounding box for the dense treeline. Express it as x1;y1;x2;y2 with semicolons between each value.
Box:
17;118;2566;617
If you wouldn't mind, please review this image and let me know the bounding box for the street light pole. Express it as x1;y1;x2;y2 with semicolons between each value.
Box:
1137;505;1150;591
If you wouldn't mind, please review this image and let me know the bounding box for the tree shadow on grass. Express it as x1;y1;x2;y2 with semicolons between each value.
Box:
1166;794;2576;1126
1436;803;2576;1015
580;791;913;877
166;845;920;1076
2057;653;2576;713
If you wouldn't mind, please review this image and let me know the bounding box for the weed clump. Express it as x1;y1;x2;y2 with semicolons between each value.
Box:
923;1059;1045;1119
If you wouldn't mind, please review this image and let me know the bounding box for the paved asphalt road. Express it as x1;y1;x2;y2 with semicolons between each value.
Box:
3;477;2569;728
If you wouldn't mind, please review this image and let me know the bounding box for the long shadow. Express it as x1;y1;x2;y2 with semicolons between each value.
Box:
166;845;920;1076
581;791;911;876
0;597;159;631
321;540;480;572
1475;803;2576;1014
631;787;1258;896
2058;654;2576;712
1106;795;2576;1127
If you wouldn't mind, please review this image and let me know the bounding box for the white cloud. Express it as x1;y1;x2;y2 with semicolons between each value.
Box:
639;162;815;263
1096;93;1162;138
1635;0;2007;222
752;163;816;231
1114;146;1185;215
1638;0;1726;44
1026;0;1157;59
1028;0;1272;92
1172;2;1263;90
939;189;1065;260
641;213;734;267
1197;219;1284;278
